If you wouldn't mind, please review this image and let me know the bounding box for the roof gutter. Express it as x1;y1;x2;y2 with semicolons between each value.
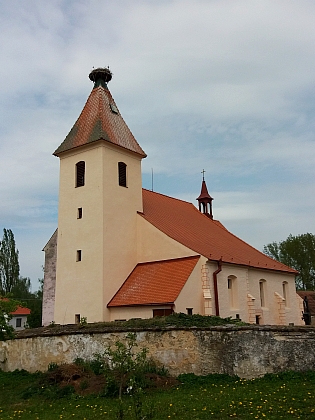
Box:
213;258;222;316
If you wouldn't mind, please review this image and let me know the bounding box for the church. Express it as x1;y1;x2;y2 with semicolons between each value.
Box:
42;68;303;326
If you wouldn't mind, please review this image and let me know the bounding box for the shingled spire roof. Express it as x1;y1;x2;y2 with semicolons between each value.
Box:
54;68;146;157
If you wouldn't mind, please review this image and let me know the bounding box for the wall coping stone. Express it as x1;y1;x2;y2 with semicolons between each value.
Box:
13;323;315;340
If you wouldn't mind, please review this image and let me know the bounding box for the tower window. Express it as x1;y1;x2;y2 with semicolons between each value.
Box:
76;250;82;261
76;161;85;187
77;208;82;219
118;162;127;187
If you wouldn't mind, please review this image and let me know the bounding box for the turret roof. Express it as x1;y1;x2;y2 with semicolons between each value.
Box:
54;68;146;157
197;180;213;201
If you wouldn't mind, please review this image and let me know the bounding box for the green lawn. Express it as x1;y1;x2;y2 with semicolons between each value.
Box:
1;370;315;419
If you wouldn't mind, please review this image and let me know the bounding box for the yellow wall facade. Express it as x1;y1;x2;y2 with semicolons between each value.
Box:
54;141;143;324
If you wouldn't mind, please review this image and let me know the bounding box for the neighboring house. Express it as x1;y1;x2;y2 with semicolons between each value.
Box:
42;68;304;326
8;306;31;331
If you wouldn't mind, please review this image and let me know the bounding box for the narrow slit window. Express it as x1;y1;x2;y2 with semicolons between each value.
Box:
76;161;85;187
75;314;80;324
259;280;266;307
283;281;289;307
76;250;82;262
118;162;127;187
77;208;82;219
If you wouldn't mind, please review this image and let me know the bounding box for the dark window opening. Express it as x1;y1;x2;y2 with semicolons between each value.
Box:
153;308;173;317
186;308;193;315
75;314;80;324
256;315;260;325
236;314;240;319
16;318;22;328
118;162;127;187
77;208;82;219
110;103;119;114
228;278;232;289
76;250;82;262
76;161;85;187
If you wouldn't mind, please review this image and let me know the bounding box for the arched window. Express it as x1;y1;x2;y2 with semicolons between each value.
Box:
76;161;85;187
228;275;238;309
118;162;127;187
259;280;266;307
282;281;289;307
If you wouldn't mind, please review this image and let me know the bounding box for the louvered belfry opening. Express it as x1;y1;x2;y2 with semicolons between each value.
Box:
76;161;85;187
118;162;127;187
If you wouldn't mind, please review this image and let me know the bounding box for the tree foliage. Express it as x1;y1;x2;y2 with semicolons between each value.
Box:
263;233;315;290
0;229;43;328
0;228;20;294
0;297;20;340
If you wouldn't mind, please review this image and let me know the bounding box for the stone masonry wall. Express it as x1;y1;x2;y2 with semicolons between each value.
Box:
1;326;315;379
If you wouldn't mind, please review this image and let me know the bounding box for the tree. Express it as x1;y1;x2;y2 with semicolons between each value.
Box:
0;229;20;294
0;297;20;340
0;229;43;328
263;233;315;290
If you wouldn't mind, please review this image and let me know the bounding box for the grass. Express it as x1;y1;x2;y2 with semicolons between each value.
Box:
1;369;315;419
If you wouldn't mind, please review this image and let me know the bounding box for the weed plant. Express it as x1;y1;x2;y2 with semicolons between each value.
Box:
1;369;315;419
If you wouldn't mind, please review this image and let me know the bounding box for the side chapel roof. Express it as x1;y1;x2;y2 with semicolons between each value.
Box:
108;255;200;307
140;189;297;274
54;68;146;157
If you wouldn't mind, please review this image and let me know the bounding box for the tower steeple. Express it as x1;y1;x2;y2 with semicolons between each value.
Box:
197;170;214;219
54;67;146;158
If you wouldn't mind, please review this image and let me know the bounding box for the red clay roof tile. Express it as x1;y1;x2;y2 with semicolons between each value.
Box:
11;306;31;315
54;84;146;157
140;189;297;274
108;255;200;307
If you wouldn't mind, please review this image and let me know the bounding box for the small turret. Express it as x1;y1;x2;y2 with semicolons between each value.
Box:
197;170;213;219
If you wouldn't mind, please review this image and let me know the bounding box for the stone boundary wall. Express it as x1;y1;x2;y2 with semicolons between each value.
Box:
1;325;315;379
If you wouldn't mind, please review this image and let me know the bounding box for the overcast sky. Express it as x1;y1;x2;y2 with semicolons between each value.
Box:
0;0;314;290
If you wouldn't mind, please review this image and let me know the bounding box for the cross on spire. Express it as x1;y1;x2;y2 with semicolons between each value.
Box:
201;169;206;181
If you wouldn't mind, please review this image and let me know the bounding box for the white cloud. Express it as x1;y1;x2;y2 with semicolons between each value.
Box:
0;0;314;286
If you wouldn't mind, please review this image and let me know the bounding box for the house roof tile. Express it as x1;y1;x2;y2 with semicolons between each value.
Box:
11;306;31;315
140;189;297;274
108;255;200;307
54;73;146;157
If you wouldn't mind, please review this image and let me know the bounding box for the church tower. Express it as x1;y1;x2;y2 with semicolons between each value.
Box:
53;68;146;324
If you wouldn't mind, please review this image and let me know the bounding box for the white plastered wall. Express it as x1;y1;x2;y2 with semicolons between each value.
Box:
174;256;207;315
213;263;303;325
137;216;197;262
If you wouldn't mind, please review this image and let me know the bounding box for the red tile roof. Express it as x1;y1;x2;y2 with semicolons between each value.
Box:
140;189;297;274
108;255;200;307
54;84;146;157
1;298;31;315
11;306;31;315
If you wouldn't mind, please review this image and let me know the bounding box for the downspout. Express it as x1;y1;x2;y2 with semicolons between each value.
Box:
213;258;222;316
